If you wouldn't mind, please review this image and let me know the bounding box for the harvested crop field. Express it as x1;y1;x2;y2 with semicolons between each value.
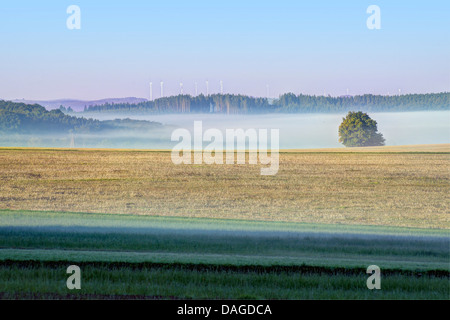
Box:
0;145;448;228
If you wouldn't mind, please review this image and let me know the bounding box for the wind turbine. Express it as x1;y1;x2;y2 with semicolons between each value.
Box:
160;81;164;98
149;82;153;101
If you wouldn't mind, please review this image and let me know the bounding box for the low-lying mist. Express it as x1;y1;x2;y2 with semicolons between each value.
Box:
1;111;448;149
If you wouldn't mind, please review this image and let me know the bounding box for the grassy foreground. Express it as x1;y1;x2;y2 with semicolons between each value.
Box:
0;210;448;299
1;263;447;300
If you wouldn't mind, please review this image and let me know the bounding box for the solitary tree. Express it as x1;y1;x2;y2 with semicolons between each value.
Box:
338;111;385;147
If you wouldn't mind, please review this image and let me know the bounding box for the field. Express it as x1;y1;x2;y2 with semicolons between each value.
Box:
0;145;449;228
0;146;449;299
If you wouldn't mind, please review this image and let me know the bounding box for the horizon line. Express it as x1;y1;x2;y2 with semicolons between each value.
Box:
4;91;449;103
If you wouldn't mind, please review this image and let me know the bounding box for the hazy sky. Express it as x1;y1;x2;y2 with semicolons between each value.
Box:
0;0;449;100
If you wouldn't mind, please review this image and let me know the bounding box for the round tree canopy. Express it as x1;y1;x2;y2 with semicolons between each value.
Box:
338;111;385;147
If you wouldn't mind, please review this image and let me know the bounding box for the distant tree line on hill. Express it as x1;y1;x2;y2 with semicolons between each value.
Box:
0;100;161;133
82;92;449;114
275;92;449;113
83;94;272;114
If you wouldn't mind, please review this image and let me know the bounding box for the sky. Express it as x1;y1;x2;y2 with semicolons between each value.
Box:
0;0;449;100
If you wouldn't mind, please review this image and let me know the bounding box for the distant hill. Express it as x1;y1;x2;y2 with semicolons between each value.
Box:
0;100;161;134
81;92;450;114
6;92;449;114
10;97;148;112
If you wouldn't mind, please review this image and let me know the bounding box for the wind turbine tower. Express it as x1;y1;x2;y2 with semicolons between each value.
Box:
149;82;153;101
220;80;223;95
160;81;164;98
206;80;209;96
180;82;184;95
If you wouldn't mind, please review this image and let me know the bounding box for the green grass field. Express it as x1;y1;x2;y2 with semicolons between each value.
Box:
0;210;448;299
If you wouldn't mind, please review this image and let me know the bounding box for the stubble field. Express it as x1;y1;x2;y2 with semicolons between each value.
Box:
0;146;448;228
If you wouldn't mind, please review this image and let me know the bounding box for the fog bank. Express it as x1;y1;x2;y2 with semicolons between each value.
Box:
1;111;448;149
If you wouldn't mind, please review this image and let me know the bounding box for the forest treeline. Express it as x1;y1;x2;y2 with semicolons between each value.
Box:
0;100;161;133
82;92;449;114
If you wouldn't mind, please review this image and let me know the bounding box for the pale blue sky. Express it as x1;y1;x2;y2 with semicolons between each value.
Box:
0;0;449;100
